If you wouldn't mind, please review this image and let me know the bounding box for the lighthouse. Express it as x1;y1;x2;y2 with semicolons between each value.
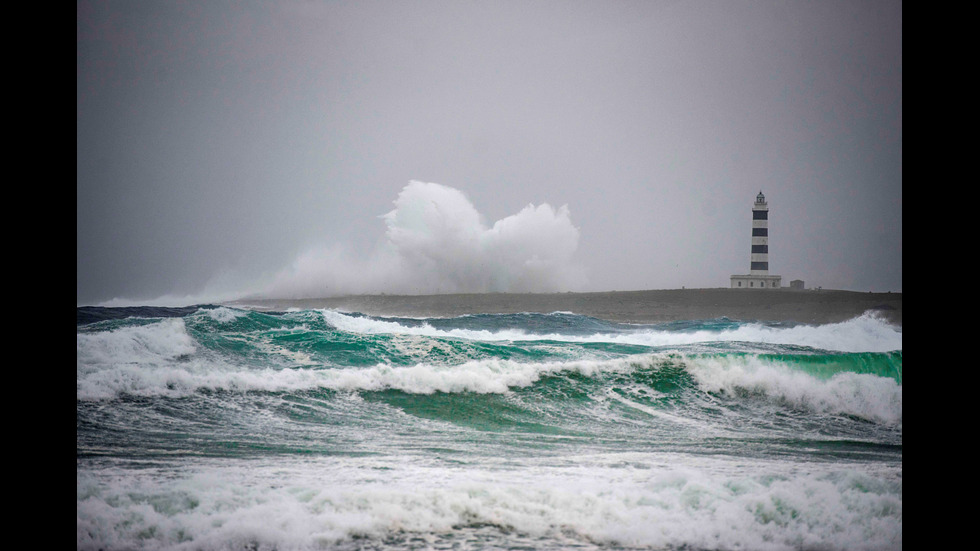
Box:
731;191;782;289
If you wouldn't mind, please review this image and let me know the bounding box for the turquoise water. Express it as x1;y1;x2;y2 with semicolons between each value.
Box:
77;306;902;550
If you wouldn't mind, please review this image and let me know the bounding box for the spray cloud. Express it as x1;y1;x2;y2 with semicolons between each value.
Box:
264;181;586;297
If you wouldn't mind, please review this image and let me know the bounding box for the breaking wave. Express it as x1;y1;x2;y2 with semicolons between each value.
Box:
263;180;586;297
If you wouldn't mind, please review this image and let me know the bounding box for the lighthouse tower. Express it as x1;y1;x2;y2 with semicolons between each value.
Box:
731;191;782;289
750;191;770;274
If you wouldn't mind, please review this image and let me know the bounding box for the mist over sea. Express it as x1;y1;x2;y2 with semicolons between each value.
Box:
77;303;901;550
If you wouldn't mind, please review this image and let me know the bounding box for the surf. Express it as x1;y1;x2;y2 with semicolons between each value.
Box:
76;307;901;425
77;303;903;550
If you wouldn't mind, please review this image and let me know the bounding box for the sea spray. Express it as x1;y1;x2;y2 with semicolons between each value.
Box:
263;181;586;297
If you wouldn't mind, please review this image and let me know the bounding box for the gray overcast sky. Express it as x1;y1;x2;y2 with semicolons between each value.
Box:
77;0;902;306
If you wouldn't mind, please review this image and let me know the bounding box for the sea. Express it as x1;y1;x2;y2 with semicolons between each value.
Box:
77;304;902;550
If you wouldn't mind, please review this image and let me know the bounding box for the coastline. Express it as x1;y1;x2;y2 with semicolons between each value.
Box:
226;288;902;327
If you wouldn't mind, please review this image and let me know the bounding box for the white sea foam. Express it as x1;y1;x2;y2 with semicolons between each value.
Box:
75;318;316;400
77;454;902;551
609;312;903;353
74;346;625;400
76;318;197;369
76;331;901;425
200;306;247;323
321;309;902;353
320;308;535;342
75;360;323;401
687;353;902;425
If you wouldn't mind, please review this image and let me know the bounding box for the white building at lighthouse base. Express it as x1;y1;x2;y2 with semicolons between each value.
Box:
730;274;782;289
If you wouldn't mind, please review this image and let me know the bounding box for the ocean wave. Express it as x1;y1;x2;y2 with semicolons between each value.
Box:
77;455;902;551
75;339;901;425
688;353;902;425
77;297;903;551
321;309;902;353
76;318;197;368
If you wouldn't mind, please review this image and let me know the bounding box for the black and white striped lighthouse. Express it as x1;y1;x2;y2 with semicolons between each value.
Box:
731;191;782;289
750;191;770;274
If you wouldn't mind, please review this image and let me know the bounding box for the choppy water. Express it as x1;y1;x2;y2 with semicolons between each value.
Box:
77;306;902;550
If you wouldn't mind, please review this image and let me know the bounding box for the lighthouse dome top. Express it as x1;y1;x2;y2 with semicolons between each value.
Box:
755;191;766;204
